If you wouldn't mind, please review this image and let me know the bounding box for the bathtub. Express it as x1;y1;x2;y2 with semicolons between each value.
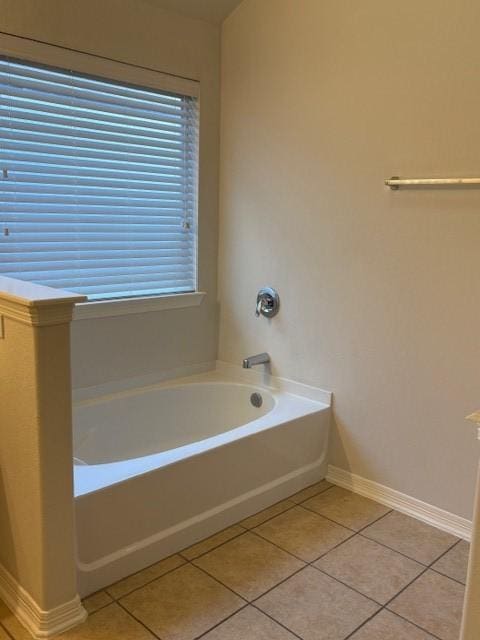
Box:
74;362;331;596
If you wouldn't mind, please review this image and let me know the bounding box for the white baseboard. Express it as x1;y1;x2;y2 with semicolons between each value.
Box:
326;465;472;541
0;563;87;639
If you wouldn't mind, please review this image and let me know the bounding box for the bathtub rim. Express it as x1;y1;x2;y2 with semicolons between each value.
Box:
73;389;329;498
73;360;332;406
73;363;332;498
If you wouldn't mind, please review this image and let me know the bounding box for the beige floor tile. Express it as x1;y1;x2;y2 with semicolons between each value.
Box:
350;610;436;639
388;570;465;640
82;590;113;614
288;480;333;504
254;505;353;561
120;563;245;640
0;625;10;640
362;511;459;565
201;606;297;639
303;487;390;531
0;599;30;640
314;535;424;604
106;554;185;599
193;531;305;600
240;500;294;529
181;525;245;560
256;566;379;640
432;540;470;584
59;603;155;639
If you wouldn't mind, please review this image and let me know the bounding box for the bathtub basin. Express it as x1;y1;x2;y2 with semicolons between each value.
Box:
74;362;331;596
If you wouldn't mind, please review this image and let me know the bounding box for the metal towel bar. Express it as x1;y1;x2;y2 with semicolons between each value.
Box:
385;176;480;190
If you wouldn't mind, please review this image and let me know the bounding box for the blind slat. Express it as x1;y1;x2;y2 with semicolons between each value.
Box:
0;56;198;300
0;59;190;104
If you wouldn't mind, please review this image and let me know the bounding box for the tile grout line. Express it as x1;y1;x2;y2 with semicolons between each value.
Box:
190;552;346;640
290;500;462;571
249;524;356;565
341;607;384;640
83;600;116;617
249;510;460;619
349;538;465;640
183;561;310;640
250;502;426;572
341;606;444;640
429;566;466;587
95;484;334;605
309;564;385;607
159;486;335;561
298;501;393;535
107;499;453;609
0;621;14;640
192;603;251;640
340;560;455;640
356;508;395;533
250;602;306;640
113;558;250;640
192;556;304;605
357;531;431;567
116;598;165;640
240;483;336;531
88;484;463;640
108;560;189;601
180;482;335;559
179;527;247;562
246;502;464;639
385;610;444;640
103;526;249;600
188;524;384;611
384;537;463;609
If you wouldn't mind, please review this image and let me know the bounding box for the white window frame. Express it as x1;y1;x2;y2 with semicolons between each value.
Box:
0;33;205;320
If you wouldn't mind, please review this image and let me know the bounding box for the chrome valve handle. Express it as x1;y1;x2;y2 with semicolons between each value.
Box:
255;287;280;318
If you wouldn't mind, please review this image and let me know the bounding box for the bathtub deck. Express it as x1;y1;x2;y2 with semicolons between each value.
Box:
1;482;467;640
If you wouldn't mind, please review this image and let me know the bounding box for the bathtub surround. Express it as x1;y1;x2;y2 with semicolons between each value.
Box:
0;277;87;637
73;363;331;596
219;0;480;520
0;0;221;390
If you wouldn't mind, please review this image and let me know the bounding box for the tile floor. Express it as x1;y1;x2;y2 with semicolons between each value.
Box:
0;481;468;640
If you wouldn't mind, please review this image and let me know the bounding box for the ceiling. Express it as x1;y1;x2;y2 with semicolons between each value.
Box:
145;0;243;24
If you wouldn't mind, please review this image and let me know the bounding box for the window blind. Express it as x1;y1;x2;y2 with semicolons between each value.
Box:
0;56;198;301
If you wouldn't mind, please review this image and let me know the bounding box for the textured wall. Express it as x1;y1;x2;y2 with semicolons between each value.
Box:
219;0;480;518
0;0;220;389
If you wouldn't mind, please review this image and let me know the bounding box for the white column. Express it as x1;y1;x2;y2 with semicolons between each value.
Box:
460;413;480;639
0;276;87;638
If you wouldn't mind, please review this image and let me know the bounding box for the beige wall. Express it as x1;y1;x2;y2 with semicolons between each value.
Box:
219;0;480;518
0;0;220;389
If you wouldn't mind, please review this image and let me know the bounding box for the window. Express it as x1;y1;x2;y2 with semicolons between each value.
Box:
0;52;199;302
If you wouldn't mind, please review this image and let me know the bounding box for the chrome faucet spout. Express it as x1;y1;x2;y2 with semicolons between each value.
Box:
242;352;270;369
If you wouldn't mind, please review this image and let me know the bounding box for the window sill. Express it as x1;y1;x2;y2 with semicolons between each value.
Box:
73;291;206;321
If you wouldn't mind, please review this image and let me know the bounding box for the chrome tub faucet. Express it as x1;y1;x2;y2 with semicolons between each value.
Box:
242;353;270;369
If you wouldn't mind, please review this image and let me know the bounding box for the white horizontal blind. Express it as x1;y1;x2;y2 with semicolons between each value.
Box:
0;56;198;301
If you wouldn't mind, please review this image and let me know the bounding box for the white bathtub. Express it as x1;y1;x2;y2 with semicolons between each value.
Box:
74;362;331;596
